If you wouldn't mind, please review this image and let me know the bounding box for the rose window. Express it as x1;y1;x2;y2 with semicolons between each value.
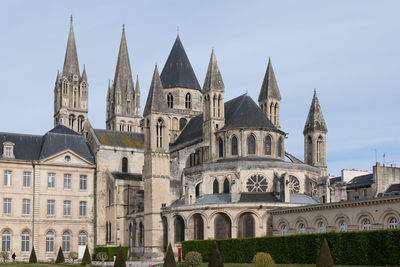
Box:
288;175;300;194
246;175;268;192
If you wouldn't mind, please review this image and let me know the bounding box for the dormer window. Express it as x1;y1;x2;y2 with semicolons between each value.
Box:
2;142;15;158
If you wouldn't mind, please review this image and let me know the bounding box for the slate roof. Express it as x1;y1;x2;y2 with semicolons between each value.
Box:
303;90;328;135
93;129;144;149
239;193;279;203
385;184;400;194
143;65;170;116
63;17;80;77
258;58;281;101
111;172;142;181
160;35;201;90
0;125;95;163
171;114;203;149
330;176;342;185
347;174;374;189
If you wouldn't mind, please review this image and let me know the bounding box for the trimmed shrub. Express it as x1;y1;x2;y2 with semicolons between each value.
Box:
208;241;223;267
182;229;400;266
185;251;202;266
69;251;78;263
95;246;129;261
252;252;275;267
0;251;9;263
81;245;92;265
316;238;334;267
114;246;126;267
29;247;37;263
163;243;176;267
96;251;108;266
55;246;65;263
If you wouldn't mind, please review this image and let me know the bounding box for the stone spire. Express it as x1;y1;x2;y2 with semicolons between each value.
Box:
62;16;80;77
113;25;134;95
303;89;328;135
81;64;87;82
258;58;281;102
135;75;141;115
203;48;225;92
144;65;169;116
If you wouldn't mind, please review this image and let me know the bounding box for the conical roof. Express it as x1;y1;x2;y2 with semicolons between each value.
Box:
303;90;328;134
143;65;169;116
203;49;225;92
62;16;80;77
81;65;87;82
160;35;201;90
113;25;134;94
258;58;281;101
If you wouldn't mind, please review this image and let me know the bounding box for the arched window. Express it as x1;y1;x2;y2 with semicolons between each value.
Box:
247;135;256;155
231;136;238;156
318;222;326;233
339;221;347;232
265;135;272;155
179;118;187;130
195;184;200;198
78;232;87;246
174;216;185;243
122;157;128;173
218;95;222;117
218;138;224;158
214;213;231;239
46;231;54;252
109;222;112;242
277;137;283;157
2;230;10;252
281;225;288;236
193;214;204;240
62;231;71;252
223;178;230;193
162;217;168;252
156;119;163;148
21;231;29;252
274;103;279;124
238;213;255;238
388;217;398;229
269;103;274;121
185;93;191;109
213;95;217;117
139;222;144;246
299;223;306;234
167;93;173;108
307;136;312;164
106;222;109;242
317;136;323;163
213;180;219;194
362;219;371;230
131;221;137;247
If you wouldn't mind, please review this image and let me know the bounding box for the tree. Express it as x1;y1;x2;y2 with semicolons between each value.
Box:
96;251;108;266
114;246;126;267
208;241;223;267
0;251;9;263
29;247;37;263
55;246;65;263
81;245;92;266
69;252;78;263
163;243;176;267
316;238;334;267
185;251;202;266
252;252;275;267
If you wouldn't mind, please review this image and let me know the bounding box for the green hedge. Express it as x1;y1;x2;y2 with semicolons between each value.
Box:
182;229;400;266
95;246;128;262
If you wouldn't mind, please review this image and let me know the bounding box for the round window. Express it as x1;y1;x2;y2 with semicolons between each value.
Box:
246;175;268;192
65;155;71;162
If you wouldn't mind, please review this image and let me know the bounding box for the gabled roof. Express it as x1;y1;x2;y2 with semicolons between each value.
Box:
160;35;201;90
62;16;80;77
113;26;134;95
203;49;224;92
93;129;144;149
143;65;169;116
347;174;373;189
258;58;281;102
172;114;203;149
303;90;328;135
0;133;42;160
49;125;79;135
385;184;400;194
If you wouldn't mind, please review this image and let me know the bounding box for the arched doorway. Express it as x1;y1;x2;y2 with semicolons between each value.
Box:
238;213;255;238
193;214;204;240
214;213;231;239
174;215;185;243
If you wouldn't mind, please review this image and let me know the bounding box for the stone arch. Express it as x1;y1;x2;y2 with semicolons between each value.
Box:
234;210;262;227
223;178;230;193
174;215;185;243
313;215;328;233
213;179;219;194
231;135;238;156
213;212;232;239
356;210;376;225
334;213;350;232
379;208;400;229
294;217;308;234
172;117;178;130
247;133;256;155
237;212;256;238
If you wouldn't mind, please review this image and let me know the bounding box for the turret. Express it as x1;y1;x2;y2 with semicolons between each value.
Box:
303;89;328;176
258;58;281;128
202;49;225;161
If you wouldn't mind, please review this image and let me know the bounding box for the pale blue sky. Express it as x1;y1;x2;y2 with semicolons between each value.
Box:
0;1;399;176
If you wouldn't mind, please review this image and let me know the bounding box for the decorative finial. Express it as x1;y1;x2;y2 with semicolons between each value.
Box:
177;26;179;36
70;15;73;24
122;24;125;31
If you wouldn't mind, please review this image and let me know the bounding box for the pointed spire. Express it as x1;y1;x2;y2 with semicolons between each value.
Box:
203;48;225;92
144;65;169;116
113;25;133;94
135;75;141;115
135;75;140;94
81;64;87;82
258;58;281;102
160;35;201;90
62;16;80;77
303;89;328;135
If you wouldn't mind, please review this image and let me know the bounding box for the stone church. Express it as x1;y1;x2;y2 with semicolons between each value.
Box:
1;18;399;262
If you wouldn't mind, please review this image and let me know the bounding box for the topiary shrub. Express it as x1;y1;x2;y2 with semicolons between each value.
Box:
69;252;78;263
0;251;9;263
29;247;37;263
316;238;334;267
114;246;127;267
208;241;223;267
185;251;202;266
81;245;92;266
95;246;129;261
163;243;176;267
252;252;275;267
96;251;108;266
55;246;65;263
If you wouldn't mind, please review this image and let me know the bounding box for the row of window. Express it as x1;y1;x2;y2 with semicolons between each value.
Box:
2;198;87;217
167;93;192;109
3;171;87;190
1;230;87;253
218;134;283;158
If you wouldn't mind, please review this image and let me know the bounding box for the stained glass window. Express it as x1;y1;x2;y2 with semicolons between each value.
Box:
246;175;268;192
